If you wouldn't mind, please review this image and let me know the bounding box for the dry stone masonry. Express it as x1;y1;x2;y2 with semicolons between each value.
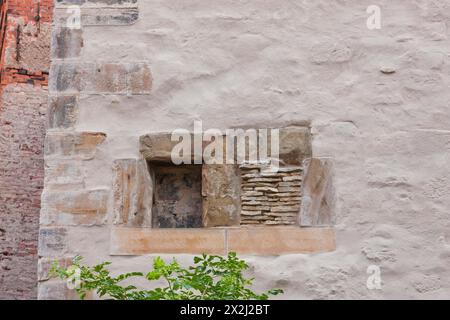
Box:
240;164;303;226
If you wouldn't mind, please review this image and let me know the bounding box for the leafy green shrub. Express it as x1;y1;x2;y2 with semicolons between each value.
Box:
50;252;283;300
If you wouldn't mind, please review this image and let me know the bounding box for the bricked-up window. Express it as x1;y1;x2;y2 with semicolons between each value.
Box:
151;163;203;228
110;127;336;255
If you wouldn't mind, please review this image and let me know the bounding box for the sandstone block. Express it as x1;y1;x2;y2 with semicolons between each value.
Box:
227;227;336;254
92;63;127;93
49;62;84;93
277;186;301;193
246;178;281;183
44;160;85;190
45;132;106;160
112;159;152;227
38;280;78;300
254;186;278;192
38;227;68;257
278;127;312;165
300;158;336;226
41;189;109;226
282;175;302;182
140;133;197;162
52;28;83;59
241;210;262;216
241;196;268;201
47;95;78;129
202;165;241;227
241;191;263;196
38;256;74;281
127;63;152;94
242;205;270;211
270;205;300;212
55;6;139;27
278;181;302;187
110;227;226;255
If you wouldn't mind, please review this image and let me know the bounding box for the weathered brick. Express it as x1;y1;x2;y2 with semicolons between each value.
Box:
92;63;128;93
140;133;192;162
50;62;152;94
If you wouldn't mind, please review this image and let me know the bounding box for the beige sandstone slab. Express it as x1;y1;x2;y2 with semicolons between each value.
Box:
227;227;335;255
110;227;227;255
300;158;336;226
110;226;335;255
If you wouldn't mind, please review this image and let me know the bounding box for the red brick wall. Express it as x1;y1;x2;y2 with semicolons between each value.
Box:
0;0;52;300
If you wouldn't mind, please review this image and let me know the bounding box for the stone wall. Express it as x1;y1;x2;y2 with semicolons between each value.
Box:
0;0;52;299
38;0;450;300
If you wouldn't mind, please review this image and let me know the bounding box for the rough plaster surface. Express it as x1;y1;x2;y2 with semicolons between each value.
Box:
45;0;450;299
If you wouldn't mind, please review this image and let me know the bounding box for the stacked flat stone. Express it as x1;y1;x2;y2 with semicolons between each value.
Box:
239;164;302;225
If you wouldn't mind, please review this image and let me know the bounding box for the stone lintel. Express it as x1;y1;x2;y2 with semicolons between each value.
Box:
139;126;311;165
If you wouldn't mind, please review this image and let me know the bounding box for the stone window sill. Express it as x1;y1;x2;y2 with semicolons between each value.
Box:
110;226;335;256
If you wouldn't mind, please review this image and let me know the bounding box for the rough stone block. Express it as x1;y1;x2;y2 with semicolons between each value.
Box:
92;63;127;93
140;133;204;162
38;280;79;300
54;5;139;27
50;62;151;95
49;62;84;93
41;189;109;226
47;95;78;129
52;28;83;59
44;160;85;190
300;158;336;226
127;63;152;94
202;165;241;227
112;159;152;227
110;227;226;255
45;132;106;160
55;0;138;6
38;227;68;257
38;256;74;281
227;227;336;254
278;127;312;165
